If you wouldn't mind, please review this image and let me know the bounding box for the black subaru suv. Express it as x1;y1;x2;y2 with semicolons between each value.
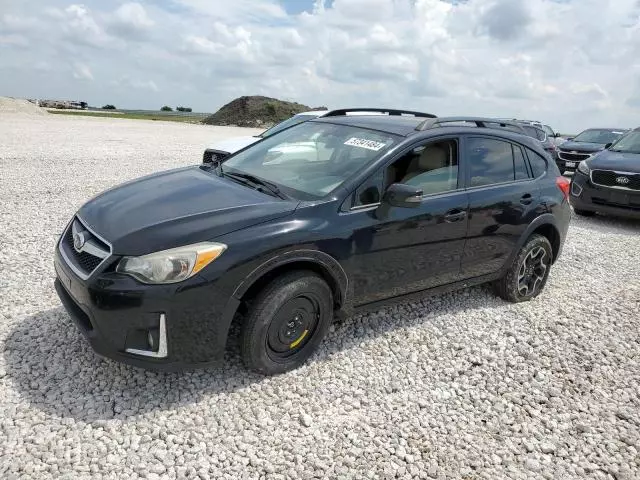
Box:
54;110;571;375
557;128;628;173
570;127;640;219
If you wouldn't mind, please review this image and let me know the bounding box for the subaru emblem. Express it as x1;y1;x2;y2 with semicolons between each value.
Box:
73;231;87;252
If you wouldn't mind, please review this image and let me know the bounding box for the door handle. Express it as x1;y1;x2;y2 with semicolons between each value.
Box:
444;209;467;223
520;193;533;205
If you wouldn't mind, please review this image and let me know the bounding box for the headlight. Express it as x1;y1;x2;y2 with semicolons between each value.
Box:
577;160;591;176
116;242;227;284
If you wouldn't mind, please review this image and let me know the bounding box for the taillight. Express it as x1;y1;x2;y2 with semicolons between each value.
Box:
556;176;570;200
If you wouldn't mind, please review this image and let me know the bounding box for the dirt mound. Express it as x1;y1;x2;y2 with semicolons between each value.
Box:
0;97;48;116
203;96;317;128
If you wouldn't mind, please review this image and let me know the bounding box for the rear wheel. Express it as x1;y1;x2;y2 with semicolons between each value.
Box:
574;208;595;217
241;271;333;375
494;234;553;303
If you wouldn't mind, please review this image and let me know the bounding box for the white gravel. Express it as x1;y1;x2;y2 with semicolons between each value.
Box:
1;114;639;479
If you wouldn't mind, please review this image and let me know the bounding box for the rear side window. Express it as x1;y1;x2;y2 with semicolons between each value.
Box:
525;149;548;177
513;145;530;180
467;137;516;187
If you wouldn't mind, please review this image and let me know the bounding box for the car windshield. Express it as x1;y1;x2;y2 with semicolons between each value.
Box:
610;131;640;154
259;114;321;138
223;122;399;199
572;129;625;144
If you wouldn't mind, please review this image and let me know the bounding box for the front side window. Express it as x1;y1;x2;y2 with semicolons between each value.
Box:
467;137;516;187
386;139;459;196
223;122;398;199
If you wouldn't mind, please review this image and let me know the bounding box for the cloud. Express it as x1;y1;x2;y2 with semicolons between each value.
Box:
72;63;94;81
108;3;154;38
0;0;639;132
479;0;532;41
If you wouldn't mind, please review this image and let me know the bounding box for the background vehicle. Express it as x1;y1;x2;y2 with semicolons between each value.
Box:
202;109;328;164
54;112;570;375
557;128;629;174
570;127;640;218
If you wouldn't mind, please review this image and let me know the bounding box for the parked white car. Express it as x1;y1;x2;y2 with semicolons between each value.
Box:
202;110;328;163
201;109;411;164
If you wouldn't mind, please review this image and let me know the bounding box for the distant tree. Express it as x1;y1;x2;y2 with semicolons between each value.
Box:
102;104;116;110
160;105;173;112
176;106;192;112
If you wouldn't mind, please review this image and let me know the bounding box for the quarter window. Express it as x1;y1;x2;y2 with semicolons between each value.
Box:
353;169;384;207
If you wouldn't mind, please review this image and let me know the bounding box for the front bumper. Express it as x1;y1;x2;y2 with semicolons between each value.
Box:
569;172;640;219
54;248;239;371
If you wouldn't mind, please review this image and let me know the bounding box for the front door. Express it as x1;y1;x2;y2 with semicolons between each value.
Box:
339;137;470;305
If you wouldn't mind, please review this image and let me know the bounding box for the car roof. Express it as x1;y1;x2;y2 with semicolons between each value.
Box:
312;115;429;136
580;127;629;131
310;115;547;151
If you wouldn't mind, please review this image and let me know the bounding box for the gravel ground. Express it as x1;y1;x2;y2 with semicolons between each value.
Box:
1;115;639;480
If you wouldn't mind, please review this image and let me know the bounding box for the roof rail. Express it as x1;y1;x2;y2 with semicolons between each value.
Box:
323;108;437;119
415;116;528;133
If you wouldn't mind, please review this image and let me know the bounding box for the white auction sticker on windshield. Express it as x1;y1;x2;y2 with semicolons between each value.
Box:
344;137;386;151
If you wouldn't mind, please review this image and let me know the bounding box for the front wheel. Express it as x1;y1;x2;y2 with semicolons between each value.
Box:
241;271;333;375
494;234;553;303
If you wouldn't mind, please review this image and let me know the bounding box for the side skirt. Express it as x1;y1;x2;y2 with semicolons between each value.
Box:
338;272;502;318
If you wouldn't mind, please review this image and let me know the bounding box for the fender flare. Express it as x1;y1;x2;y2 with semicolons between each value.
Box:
232;249;349;307
504;214;562;269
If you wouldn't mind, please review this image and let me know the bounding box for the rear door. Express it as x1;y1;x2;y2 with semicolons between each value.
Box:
461;135;541;278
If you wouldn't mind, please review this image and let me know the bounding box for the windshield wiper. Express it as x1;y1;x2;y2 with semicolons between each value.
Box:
223;171;287;199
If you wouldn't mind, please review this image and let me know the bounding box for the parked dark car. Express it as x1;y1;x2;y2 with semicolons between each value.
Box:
516;122;559;161
54;111;571;375
557;128;628;173
570;127;640;219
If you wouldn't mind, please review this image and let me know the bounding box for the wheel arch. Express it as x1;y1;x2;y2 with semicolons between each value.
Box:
232;250;348;311
504;214;563;271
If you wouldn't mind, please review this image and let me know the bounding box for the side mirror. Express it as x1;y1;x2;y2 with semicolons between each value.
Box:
383;183;422;208
554;133;561;138
566;137;574;141
604;142;613;149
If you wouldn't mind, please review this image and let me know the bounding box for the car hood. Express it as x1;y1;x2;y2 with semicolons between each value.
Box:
588;150;640;172
558;141;606;153
78;166;298;255
207;135;261;154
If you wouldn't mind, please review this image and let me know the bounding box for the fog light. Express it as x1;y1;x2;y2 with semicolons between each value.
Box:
571;182;583;197
125;314;168;359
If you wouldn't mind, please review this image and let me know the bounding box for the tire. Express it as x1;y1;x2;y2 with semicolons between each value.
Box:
574;209;595;217
494;234;553;303
241;271;333;375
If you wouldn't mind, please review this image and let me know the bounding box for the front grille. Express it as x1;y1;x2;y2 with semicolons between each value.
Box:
203;149;229;164
59;217;111;278
591;170;640;191
558;151;591;162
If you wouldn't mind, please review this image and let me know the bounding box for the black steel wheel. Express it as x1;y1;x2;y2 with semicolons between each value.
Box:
241;271;333;375
494;234;553;303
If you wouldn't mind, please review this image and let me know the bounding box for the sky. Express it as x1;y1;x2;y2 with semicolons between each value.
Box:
1;0;639;132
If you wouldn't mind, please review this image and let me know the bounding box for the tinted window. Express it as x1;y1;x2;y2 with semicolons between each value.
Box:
522;125;546;141
542;125;555;137
513;145;530;180
388;140;459;196
526;149;547;177
467;137;515;187
354;169;383;207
